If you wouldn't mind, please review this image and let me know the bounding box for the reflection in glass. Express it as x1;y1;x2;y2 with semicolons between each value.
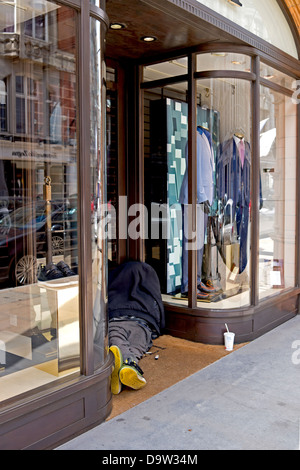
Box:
106;67;118;266
143;57;188;83
0;1;80;403
90;18;108;369
194;0;298;58
260;62;295;89
197;53;251;72
259;87;296;299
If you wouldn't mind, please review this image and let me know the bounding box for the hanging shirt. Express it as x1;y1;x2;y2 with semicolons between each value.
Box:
179;127;214;205
217;137;251;210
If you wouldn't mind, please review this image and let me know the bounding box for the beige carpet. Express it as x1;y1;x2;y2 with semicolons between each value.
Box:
108;335;246;420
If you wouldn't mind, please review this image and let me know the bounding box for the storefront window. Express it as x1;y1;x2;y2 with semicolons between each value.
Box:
143;49;298;316
259;86;297;299
143;60;188;301
90;17;108;368
0;1;79;402
144;57;253;309
189;77;252;308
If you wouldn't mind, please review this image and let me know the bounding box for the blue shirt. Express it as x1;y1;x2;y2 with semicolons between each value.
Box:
179;127;214;205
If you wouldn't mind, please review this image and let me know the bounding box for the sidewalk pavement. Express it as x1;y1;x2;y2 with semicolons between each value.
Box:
58;315;300;450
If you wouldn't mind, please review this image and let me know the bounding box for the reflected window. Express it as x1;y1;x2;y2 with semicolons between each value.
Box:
0;79;7;132
24;14;46;40
15;75;42;136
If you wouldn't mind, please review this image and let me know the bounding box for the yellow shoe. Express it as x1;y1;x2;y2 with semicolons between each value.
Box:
109;345;123;395
119;360;147;390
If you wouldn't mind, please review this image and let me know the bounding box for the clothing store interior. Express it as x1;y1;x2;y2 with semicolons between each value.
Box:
108;55;296;310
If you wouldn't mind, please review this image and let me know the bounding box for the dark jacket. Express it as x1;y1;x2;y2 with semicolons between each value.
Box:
108;261;165;336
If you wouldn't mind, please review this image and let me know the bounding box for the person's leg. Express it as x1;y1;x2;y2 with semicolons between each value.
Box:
109;344;123;395
109;320;135;361
118;321;152;390
109;320;131;395
124;321;153;362
109;320;152;392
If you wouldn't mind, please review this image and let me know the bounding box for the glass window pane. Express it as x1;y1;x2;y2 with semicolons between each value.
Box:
144;72;252;309
197;53;251;72
144;79;188;307
106;67;118;267
90;17;108;369
192;78;251;308
143;57;188;83
35;15;46;40
24;18;33;37
0;2;79;403
0;2;15;33
260;63;295;89
259;86;297;299
16;76;24;94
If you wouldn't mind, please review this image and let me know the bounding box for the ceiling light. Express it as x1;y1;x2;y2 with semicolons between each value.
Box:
140;36;157;42
110;22;126;30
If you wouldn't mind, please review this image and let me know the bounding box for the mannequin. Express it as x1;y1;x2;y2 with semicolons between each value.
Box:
217;133;262;273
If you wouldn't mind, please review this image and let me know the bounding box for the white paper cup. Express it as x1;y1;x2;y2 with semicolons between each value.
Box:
224;332;235;351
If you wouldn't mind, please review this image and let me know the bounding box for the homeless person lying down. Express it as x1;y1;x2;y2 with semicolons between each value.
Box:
108;261;165;394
